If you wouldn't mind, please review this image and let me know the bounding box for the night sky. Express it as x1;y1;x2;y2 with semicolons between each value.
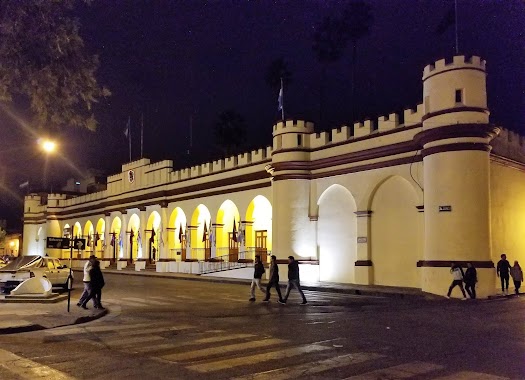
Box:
0;0;524;230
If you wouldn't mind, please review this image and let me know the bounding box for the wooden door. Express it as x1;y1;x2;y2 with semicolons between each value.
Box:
255;230;268;263
181;235;186;261
228;232;239;262
205;238;211;261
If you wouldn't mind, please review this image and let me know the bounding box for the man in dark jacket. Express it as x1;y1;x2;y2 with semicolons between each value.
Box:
497;253;511;294
464;262;477;299
263;255;284;304
249;255;266;301
283;256;307;305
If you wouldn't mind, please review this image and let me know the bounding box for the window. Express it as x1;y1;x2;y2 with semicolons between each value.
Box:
297;134;302;147
455;89;463;103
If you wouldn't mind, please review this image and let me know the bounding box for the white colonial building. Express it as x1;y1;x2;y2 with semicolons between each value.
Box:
23;55;525;297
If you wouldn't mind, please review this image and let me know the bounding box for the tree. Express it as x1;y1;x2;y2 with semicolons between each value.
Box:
312;1;373;126
213;110;247;157
0;0;110;131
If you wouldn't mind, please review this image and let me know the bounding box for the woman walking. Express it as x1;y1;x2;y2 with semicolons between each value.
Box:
510;261;523;295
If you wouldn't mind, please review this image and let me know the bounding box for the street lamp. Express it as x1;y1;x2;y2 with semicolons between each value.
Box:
38;138;58;192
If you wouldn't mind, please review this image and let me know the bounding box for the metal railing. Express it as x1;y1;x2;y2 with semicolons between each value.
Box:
198;250;272;274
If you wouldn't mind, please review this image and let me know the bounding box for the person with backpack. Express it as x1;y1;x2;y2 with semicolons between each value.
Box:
446;262;467;300
249;255;266;302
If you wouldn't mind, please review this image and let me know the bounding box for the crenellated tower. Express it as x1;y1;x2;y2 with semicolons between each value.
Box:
416;55;500;297
270;120;316;259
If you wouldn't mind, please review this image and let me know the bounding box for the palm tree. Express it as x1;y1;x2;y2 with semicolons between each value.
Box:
342;1;374;123
213;110;247;156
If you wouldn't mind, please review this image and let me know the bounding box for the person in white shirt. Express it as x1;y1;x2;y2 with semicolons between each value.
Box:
446;262;467;300
77;255;96;309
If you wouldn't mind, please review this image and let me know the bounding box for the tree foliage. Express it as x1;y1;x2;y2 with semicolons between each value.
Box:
213;110;247;157
0;0;109;131
264;58;293;90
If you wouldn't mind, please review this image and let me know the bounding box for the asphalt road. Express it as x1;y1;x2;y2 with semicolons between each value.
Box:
0;273;522;379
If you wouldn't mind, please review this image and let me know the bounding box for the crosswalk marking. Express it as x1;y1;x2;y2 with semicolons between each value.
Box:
188;344;331;373
433;372;509;380
193;333;255;344
343;361;444;379
102;335;166;347
121;297;171;306
48;322;193;336
231;352;386;380
0;348;76;380
162;338;286;362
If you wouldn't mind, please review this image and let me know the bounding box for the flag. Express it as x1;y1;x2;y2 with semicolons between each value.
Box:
202;221;208;242
137;230;142;248
238;222;244;245
87;233;92;248
150;228;156;244
209;224;214;247
186;225;191;248
277;85;283;111
159;223;164;247
94;232;100;248
124;117;130;138
436;5;455;35
178;223;183;243
19;181;29;189
102;234;107;249
110;233;115;247
119;231;124;253
232;218;238;243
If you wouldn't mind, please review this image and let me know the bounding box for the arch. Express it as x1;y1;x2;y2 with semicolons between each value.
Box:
370;175;422;288
190;204;211;260
146;211;161;261
72;222;82;239
366;175;423;210
245;195;273;253
168;207;187;260
216;200;240;256
95;218;105;255
317;184;357;283
127;214;141;260
110;217;122;259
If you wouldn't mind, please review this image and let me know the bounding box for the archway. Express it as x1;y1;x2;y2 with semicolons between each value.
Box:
95;218;105;257
190;204;211;261
127;214;140;260
318;184;357;283
370;176;421;288
146;211;161;262
246;195;272;262
72;222;81;239
216;200;241;260
110;217;122;259
168;208;187;260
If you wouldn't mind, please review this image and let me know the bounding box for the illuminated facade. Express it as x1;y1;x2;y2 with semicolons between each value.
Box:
22;56;525;297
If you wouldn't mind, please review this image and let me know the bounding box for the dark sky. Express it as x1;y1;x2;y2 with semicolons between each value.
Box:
1;0;524;230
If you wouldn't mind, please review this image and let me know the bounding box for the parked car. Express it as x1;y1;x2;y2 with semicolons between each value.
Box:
0;255;72;293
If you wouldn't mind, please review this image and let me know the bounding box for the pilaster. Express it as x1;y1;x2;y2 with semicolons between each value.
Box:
354;210;373;284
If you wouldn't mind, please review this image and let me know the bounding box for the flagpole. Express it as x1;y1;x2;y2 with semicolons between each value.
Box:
280;77;285;120
128;116;132;162
140;113;144;158
454;0;459;54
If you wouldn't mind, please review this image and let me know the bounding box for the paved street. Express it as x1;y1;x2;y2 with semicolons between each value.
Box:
0;274;522;379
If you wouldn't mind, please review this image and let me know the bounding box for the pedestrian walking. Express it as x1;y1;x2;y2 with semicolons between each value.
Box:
510;261;523;295
263;255;285;304
497;253;511;294
249;255;266;301
464;262;477;299
77;255;96;309
80;260;105;309
446;262;467;300
283;256;307;305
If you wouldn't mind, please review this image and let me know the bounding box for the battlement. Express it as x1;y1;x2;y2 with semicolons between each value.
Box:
423;55;486;80
122;158;151;171
273;119;315;136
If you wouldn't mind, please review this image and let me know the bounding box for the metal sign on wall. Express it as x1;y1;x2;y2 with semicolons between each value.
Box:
46;237;70;249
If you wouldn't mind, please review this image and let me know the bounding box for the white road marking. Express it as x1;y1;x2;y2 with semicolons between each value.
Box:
101;335;166;347
188;344;331;373
121;297;171;305
162;338;286;362
0;348;76;379
232;352;385;380
342;361;444;379
433;372;509;380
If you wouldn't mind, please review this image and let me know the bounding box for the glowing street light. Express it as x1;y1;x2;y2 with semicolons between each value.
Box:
39;138;57;154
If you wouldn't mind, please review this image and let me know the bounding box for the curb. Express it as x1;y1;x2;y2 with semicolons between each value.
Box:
0;308;109;335
77;269;435;300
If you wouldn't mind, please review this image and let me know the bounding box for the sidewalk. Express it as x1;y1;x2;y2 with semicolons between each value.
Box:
0;298;107;335
86;268;439;300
